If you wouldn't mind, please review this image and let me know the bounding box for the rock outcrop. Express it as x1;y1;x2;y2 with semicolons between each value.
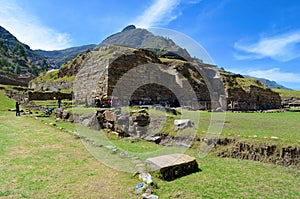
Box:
209;138;300;168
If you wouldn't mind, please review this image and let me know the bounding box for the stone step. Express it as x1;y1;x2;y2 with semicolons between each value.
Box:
145;154;200;181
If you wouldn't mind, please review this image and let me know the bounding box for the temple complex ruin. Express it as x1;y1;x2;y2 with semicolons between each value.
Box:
72;45;281;111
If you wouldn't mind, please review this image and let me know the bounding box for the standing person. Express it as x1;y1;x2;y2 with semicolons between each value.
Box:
107;99;111;108
15;101;20;116
57;96;61;108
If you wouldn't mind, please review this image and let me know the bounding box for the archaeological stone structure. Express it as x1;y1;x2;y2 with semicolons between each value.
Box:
73;45;226;110
226;86;281;111
72;44;281;111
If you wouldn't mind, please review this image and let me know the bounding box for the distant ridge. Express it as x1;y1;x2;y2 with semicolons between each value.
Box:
244;75;292;90
35;44;96;68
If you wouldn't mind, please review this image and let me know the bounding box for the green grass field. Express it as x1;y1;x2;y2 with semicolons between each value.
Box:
1;89;299;198
0;90;140;198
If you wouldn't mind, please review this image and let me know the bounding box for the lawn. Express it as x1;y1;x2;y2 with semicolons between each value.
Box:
153;110;300;144
0;90;140;198
156;154;300;198
1;89;299;198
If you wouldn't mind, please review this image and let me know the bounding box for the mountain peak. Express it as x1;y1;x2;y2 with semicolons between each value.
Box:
122;25;136;32
99;25;191;59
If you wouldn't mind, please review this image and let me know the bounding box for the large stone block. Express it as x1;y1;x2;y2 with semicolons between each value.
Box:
145;154;200;181
174;119;194;130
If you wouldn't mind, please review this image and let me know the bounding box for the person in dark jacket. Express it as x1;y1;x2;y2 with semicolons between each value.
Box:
15;101;20;116
57;96;61;108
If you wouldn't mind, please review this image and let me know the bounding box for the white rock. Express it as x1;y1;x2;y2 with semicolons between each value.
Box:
174;119;194;130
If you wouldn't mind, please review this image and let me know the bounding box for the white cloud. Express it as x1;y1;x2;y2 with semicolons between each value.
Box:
247;68;300;83
0;0;72;50
187;0;203;4
234;31;300;62
134;0;181;28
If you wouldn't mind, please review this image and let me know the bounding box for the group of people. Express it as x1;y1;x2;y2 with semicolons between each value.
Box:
94;97;113;108
15;95;62;117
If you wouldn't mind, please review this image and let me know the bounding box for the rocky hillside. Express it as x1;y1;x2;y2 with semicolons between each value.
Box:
35;44;96;69
99;25;191;59
0;26;49;85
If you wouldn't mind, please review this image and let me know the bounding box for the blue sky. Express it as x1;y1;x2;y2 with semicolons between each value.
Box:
1;0;300;90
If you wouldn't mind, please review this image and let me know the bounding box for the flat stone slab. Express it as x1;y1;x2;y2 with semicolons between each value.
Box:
174;119;194;130
145;154;200;181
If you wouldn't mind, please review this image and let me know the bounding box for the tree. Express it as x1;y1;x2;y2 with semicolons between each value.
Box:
15;65;21;74
12;44;27;59
0;39;8;56
0;58;9;68
30;64;39;76
40;60;49;72
19;45;27;58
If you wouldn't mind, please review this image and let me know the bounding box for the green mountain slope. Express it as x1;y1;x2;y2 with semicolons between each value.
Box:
0;26;49;85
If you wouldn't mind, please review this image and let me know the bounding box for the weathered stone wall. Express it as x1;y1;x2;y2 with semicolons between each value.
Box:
28;91;72;101
103;47;222;109
73;45;212;108
47;44;279;111
29;80;73;92
0;74;28;87
73;46;112;102
227;86;281;111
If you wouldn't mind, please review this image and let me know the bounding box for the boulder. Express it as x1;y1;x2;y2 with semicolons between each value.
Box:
82;118;90;126
144;136;161;144
174;119;194;131
62;109;70;119
131;110;150;127
105;109;117;122
54;108;63;118
145;154;200;181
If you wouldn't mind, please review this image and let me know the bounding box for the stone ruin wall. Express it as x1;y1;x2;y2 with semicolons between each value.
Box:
28;91;72;101
105;49;215;108
227;86;281;111
72;46;213;108
63;45;281;111
73;47;110;103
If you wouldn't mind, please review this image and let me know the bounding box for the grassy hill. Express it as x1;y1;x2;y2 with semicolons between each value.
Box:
272;88;300;99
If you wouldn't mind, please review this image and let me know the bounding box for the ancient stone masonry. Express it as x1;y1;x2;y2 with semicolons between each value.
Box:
226;86;281;111
72;45;226;109
29;79;73;92
28;91;72;101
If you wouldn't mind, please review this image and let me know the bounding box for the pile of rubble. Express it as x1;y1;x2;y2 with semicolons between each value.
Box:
96;108;150;137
